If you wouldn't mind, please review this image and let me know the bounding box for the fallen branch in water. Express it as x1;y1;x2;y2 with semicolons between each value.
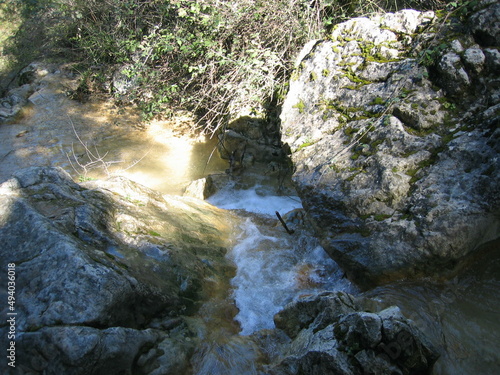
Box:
66;115;149;180
276;211;295;235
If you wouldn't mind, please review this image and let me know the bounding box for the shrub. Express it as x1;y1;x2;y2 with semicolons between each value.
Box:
1;0;449;132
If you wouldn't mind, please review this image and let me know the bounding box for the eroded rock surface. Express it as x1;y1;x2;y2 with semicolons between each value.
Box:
260;291;439;375
0;166;236;374
280;4;500;287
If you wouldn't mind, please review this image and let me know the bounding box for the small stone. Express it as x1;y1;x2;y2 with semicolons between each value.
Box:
463;48;486;73
450;39;464;53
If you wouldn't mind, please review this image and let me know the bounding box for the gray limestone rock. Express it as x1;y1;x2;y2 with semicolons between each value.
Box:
0;166;236;374
469;1;500;47
280;8;500;288
267;292;438;375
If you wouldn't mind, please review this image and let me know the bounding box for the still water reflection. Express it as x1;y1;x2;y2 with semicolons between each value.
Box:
0;67;226;194
364;242;500;375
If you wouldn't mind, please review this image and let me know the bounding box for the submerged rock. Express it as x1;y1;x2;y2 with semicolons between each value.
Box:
0;166;236;374
280;5;500;288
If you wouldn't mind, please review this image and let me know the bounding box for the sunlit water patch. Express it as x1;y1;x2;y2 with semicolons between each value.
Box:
0;67;226;194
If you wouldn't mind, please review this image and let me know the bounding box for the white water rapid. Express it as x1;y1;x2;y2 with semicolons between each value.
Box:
208;183;357;335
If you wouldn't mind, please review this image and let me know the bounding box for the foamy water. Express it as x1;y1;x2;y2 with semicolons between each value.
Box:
208;185;356;335
207;184;302;216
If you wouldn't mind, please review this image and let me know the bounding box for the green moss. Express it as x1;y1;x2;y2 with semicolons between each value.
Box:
116;261;129;270
293;99;306;114
148;230;161;237
350;226;372;237
405;150;443;184
374;214;392;221
330;164;341;173
310;71;318;81
365;55;400;63
400;213;413;220
358;133;370;144
322;69;330;77
78;175;96;182
296;140;316;152
346;169;363;181
344;126;358;136
370;96;386;106
342;68;371;86
290;70;301;81
104;252;116;260
402;150;418;158
400;88;416;98
357;39;402;63
372;139;384;149
435;9;448;18
406;168;420;183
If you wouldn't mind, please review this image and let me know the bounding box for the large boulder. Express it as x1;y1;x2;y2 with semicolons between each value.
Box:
280;5;500;288
0;166;236;374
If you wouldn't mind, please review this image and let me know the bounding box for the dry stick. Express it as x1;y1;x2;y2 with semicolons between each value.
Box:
276;211;295;235
66;115;150;179
118;149;151;173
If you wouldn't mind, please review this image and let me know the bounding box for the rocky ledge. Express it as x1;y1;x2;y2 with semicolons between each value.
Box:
280;2;500;288
0;166;236;374
260;291;439;375
0;167;440;374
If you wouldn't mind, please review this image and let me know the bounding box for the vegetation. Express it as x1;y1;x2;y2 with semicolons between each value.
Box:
1;0;449;132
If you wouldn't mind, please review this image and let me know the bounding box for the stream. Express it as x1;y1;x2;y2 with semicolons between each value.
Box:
208;183;357;336
1;65;499;374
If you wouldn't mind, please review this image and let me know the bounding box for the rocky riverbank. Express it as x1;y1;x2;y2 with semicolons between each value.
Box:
0;167;440;374
0;2;498;374
280;1;500;288
0;167;237;374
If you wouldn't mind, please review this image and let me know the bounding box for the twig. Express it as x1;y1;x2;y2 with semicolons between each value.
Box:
65;115;150;179
276;211;295;235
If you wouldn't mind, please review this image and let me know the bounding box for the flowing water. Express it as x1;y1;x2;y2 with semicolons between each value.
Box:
208;183;357;335
0;66;227;194
364;241;500;375
184;182;357;374
1;65;499;374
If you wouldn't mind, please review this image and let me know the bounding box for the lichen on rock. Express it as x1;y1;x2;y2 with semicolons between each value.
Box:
280;5;500;288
